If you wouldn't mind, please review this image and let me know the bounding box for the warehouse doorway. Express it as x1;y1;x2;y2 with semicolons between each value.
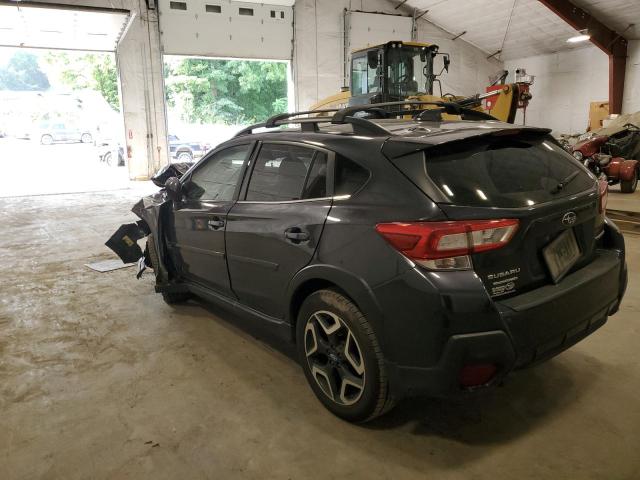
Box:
163;55;294;162
0;3;131;197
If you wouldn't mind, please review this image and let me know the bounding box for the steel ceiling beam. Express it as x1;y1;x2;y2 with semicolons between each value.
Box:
537;0;628;114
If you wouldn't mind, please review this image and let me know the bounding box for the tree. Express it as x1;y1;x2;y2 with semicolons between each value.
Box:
91;55;120;110
45;52;120;110
0;52;50;91
164;58;288;125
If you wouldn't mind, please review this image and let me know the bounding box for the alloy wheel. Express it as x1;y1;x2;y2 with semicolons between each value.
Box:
177;152;193;162
304;310;366;406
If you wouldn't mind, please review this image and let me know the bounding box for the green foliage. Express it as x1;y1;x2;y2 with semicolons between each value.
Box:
45;52;120;110
92;56;120;110
164;58;288;125
0;52;50;91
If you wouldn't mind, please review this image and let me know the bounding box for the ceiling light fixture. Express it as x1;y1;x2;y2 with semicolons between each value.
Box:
567;29;590;43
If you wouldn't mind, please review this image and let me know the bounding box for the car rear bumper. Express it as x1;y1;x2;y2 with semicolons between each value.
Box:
386;248;626;398
497;249;622;367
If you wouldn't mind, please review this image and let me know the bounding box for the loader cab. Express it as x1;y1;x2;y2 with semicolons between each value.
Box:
349;41;440;107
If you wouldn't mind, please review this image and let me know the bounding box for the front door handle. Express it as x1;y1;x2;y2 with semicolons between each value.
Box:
207;218;225;230
285;227;310;243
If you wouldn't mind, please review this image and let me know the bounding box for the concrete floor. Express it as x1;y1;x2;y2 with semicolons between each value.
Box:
1;189;639;480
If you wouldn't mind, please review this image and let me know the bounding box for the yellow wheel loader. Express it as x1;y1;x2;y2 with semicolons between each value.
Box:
310;41;533;123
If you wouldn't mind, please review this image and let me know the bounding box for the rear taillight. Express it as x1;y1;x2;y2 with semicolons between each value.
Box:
375;219;519;270
598;177;608;215
595;177;608;235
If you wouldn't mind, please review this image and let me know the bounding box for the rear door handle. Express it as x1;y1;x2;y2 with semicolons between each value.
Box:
285;227;310;243
207;218;225;230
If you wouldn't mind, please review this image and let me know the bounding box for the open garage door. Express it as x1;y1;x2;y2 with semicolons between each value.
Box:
159;1;294;158
347;11;414;51
159;0;293;60
0;1;132;197
0;2;131;52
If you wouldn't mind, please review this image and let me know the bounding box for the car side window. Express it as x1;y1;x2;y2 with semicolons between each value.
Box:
184;145;249;201
334;155;370;196
245;144;328;202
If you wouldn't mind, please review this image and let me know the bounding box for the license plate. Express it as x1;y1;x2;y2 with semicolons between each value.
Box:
543;229;581;283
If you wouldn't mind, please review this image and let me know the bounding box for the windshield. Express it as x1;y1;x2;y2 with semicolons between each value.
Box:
386;46;433;97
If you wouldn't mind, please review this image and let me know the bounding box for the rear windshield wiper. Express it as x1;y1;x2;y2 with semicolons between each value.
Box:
551;170;580;194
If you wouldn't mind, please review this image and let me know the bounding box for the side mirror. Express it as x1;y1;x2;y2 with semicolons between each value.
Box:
443;55;451;72
367;50;378;70
164;176;182;201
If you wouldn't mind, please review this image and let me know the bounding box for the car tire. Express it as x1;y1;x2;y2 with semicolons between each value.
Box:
177;151;193;162
81;133;93;144
296;289;395;423
103;151;113;166
41;134;53;145
621;169;638;193
146;234;190;305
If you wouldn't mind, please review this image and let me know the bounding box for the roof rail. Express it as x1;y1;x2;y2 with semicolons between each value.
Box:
264;108;341;128
235;122;267;137
234;114;390;138
331;100;450;123
234;100;498;138
331;100;499;123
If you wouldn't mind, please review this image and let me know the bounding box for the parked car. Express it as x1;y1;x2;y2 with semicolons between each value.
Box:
37;122;93;145
108;105;627;422
168;134;210;162
97;143;125;167
572;123;640;193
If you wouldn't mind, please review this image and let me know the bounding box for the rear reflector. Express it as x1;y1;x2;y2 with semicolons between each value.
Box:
376;219;518;269
459;363;498;387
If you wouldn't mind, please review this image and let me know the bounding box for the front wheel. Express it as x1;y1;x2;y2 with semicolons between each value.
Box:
296;289;395;422
177;151;193;162
621;169;638;193
146;234;190;304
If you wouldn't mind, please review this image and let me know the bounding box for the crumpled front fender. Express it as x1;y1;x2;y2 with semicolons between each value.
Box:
106;190;174;281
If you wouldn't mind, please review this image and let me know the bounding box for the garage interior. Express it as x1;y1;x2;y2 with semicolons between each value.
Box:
1;0;639;478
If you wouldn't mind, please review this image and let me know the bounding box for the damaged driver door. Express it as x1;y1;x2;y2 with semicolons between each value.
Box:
168;144;252;298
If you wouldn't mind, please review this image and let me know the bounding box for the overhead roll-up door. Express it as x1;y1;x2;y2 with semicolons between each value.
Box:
0;2;130;52
159;0;294;60
347;11;413;52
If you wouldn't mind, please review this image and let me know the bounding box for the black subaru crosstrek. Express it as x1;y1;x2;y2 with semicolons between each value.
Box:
108;105;627;422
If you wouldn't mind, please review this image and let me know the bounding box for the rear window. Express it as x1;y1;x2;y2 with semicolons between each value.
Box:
423;135;595;207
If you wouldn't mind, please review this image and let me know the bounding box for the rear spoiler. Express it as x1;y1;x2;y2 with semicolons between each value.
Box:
383;126;552;159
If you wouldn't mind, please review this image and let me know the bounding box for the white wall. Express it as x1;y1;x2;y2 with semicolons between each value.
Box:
623;40;640;114
293;0;503;110
505;46;609;134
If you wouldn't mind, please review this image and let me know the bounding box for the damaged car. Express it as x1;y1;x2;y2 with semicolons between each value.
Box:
107;104;627;423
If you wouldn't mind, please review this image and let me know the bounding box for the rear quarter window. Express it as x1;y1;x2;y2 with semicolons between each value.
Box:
334;155;370;196
424;135;595;207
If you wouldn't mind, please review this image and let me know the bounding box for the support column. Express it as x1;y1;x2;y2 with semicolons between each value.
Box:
537;0;628;114
116;2;168;180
